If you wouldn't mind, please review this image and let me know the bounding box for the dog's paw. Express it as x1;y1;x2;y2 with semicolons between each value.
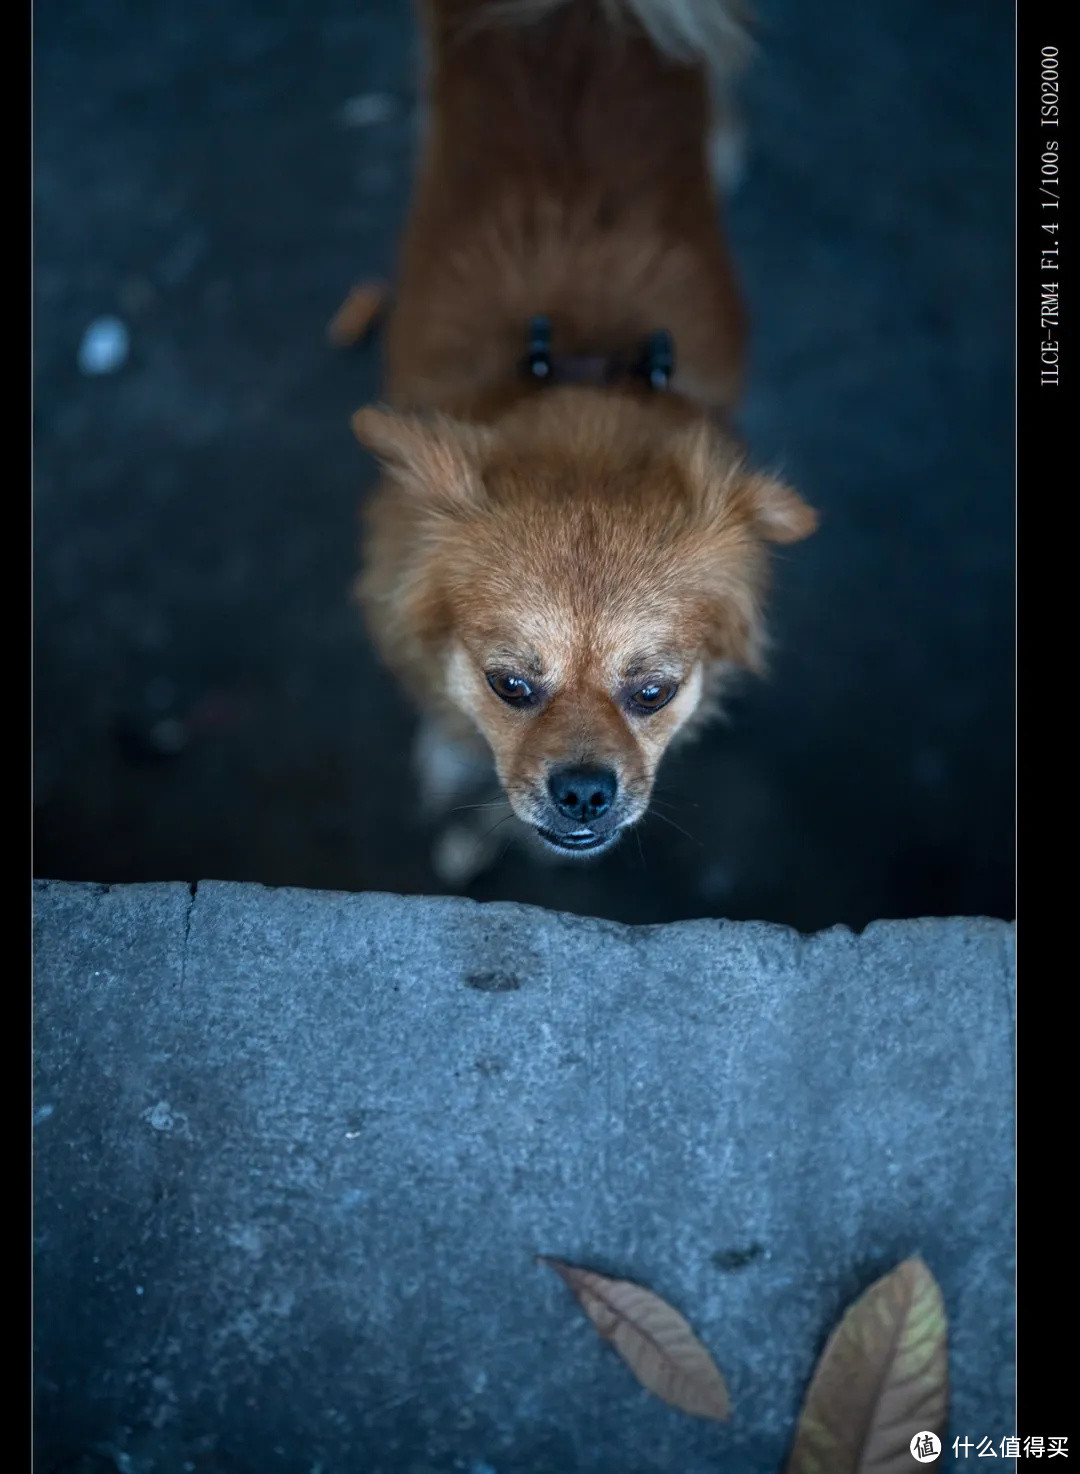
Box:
414;720;494;820
708;95;747;194
430;817;508;888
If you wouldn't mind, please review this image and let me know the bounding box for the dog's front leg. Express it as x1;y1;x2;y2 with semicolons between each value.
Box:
413;718;517;887
413;717;493;819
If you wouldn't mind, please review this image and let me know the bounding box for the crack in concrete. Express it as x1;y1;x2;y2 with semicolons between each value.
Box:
180;880;198;989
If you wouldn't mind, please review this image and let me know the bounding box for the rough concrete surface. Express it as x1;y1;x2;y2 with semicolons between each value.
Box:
34;880;1016;1472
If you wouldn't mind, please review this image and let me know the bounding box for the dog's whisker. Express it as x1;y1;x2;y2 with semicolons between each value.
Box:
651;793;703;813
646;808;704;847
480;811;517;843
420;787;497;808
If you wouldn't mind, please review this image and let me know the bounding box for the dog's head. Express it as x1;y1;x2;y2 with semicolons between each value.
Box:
353;390;816;856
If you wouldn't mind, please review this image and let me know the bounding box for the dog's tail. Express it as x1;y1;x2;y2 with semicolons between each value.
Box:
483;0;752;87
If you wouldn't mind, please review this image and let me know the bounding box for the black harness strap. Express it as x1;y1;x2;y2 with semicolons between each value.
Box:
523;315;675;392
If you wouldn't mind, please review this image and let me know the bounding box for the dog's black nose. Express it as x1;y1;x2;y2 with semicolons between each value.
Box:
548;765;617;823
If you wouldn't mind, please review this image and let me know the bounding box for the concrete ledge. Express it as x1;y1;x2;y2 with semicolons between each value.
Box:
33;880;1015;1473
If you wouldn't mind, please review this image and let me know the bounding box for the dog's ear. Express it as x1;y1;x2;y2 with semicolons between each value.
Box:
673;423;816;673
351;406;492;513
740;472;818;544
676;422;817;545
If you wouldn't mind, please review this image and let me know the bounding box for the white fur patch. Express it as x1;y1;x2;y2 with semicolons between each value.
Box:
666;662;706;737
443;644;490;731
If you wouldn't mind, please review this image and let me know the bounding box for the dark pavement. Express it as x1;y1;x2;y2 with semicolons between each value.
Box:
33;0;1014;930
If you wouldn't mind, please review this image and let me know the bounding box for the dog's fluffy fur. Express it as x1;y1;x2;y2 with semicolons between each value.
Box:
351;0;816;865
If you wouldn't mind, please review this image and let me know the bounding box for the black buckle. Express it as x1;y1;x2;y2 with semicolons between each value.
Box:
523;316;674;391
638;329;674;390
526;315;552;381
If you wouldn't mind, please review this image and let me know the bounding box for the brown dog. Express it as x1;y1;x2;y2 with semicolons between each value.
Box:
350;0;816;877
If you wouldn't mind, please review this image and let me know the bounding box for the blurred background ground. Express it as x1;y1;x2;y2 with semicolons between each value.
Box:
32;0;1014;931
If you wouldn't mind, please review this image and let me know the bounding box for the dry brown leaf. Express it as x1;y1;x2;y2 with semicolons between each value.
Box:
786;1256;948;1474
326;281;389;347
538;1256;731;1421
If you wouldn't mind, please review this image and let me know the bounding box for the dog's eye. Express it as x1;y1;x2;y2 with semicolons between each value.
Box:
487;671;535;705
629;682;677;714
